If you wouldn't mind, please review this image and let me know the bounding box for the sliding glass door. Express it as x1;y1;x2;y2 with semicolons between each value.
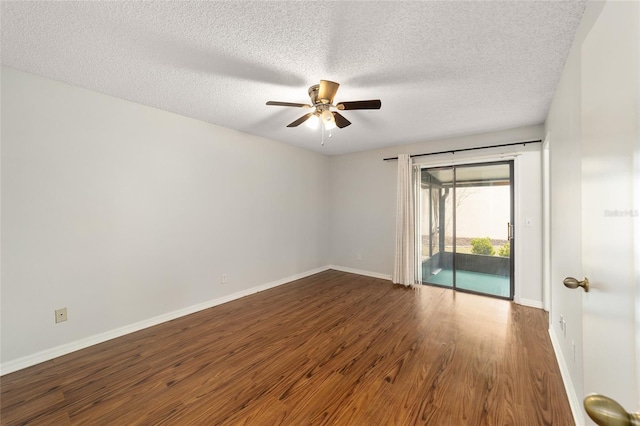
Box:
418;161;514;299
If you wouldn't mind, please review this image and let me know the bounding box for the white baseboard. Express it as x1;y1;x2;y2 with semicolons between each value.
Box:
549;327;584;425
328;265;392;281
517;298;544;309
0;265;331;376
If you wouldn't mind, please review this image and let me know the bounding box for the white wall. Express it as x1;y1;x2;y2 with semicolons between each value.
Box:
1;67;330;370
544;21;586;419
329;125;544;305
514;150;543;306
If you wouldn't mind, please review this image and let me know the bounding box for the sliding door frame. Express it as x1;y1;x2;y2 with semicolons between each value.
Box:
417;159;515;300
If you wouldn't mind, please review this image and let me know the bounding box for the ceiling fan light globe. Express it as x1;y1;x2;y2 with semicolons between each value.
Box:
321;109;333;123
323;118;337;130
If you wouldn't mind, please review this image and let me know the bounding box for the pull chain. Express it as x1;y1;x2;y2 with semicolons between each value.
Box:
320;127;332;146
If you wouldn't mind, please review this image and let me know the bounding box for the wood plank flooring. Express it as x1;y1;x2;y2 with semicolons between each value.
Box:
1;270;573;425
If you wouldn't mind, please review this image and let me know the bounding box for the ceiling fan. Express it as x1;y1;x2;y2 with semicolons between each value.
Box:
266;80;381;130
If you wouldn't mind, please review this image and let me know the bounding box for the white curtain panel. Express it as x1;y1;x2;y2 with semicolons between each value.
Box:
392;154;416;286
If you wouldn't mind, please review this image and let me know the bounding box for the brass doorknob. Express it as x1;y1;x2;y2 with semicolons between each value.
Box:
584;394;640;426
563;276;589;292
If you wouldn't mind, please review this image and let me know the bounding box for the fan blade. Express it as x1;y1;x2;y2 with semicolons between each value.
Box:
287;113;314;127
318;80;340;104
332;112;351;128
266;101;311;108
336;100;381;110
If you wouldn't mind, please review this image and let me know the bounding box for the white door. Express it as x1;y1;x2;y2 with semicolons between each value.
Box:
579;0;639;423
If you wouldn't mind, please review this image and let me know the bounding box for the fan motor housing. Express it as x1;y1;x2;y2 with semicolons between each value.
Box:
308;84;320;105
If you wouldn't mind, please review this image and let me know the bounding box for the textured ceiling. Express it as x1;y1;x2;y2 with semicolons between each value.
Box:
1;1;586;156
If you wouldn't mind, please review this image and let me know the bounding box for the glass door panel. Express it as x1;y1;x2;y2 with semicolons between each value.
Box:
419;167;454;288
454;163;513;298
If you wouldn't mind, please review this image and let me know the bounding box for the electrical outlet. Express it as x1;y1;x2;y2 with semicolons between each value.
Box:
221;274;228;284
559;315;564;331
55;308;67;323
357;253;362;261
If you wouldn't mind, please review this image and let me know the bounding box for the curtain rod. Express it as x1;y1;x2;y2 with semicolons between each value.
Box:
382;139;543;161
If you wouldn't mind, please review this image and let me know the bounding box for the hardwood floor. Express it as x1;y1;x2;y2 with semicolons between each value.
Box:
1;270;573;425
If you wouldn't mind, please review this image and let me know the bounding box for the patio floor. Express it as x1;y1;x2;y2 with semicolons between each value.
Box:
422;268;510;298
